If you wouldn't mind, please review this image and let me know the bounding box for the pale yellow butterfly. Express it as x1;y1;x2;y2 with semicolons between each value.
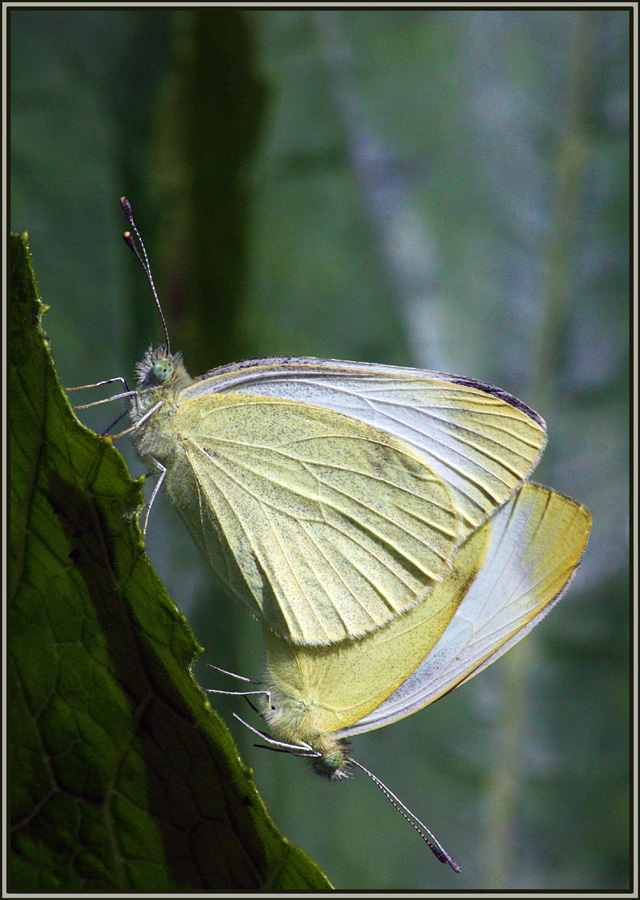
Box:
215;483;590;870
77;198;547;646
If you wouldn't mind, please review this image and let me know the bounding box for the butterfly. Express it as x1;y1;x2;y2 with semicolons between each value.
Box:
211;482;591;870
107;198;547;646
256;482;591;768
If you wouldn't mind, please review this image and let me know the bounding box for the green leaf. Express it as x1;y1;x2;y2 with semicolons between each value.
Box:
8;232;331;892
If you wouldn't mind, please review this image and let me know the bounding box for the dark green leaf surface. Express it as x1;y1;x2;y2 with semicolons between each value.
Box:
8;232;331;892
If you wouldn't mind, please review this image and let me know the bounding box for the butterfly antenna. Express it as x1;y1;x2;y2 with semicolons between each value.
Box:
350;758;461;873
231;709;459;871
120;196;171;354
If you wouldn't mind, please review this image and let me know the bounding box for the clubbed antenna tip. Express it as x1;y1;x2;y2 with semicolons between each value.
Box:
119;197;171;353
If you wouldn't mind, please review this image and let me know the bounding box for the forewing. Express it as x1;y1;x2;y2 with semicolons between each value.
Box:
337;482;592;736
171;392;459;645
183;357;547;536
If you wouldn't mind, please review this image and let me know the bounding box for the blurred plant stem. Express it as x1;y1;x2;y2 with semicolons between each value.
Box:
481;12;596;889
148;9;266;375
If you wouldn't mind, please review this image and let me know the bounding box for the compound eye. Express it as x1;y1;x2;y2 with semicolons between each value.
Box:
150;359;174;385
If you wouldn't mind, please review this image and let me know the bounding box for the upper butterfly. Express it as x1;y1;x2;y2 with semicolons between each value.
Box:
117;198;546;646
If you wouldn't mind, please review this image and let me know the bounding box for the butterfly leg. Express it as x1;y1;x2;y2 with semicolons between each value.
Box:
205;663;274;709
142;459;166;535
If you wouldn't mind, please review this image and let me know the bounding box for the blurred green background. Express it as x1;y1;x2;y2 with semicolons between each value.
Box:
10;8;629;891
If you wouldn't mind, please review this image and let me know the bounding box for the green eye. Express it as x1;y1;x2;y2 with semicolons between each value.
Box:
312;750;349;780
150;359;174;384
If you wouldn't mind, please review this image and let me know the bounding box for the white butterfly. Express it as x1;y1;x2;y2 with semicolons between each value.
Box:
210;482;590;871
128;343;546;646
114;192;546;645
257;483;591;772
76;200;545;646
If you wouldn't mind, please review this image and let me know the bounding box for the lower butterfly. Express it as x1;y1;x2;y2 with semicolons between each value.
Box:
260;482;591;768
211;482;591;870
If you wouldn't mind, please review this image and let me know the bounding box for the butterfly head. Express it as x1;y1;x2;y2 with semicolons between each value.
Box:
129;346;195;433
135;346;191;390
308;739;353;781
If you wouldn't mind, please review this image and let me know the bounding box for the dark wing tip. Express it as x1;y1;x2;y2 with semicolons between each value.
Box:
449;373;546;430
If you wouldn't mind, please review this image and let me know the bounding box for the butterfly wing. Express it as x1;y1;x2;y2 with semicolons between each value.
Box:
182;357;547;537
262;519;491;741
168;391;459;644
336;482;592;737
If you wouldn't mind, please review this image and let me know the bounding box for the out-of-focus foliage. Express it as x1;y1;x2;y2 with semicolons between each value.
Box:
10;8;629;891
